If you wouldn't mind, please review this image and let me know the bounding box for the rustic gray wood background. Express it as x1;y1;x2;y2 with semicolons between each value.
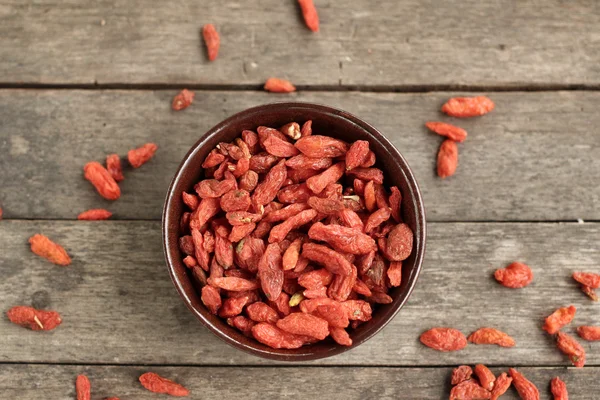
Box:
1;1;599;399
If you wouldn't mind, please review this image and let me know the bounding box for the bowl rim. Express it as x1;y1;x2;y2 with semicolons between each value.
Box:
162;101;427;361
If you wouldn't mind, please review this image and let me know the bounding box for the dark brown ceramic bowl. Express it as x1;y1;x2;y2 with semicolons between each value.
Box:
162;102;426;361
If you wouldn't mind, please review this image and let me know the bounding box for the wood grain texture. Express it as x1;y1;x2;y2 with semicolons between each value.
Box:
0;0;599;86
1;220;599;366
0;364;597;399
1;90;599;221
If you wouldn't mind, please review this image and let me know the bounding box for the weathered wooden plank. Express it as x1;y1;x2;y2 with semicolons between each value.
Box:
1;220;599;366
0;364;597;399
1;90;599;221
0;1;599;86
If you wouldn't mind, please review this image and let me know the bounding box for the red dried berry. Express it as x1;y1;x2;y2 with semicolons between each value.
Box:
330;327;352;346
6;306;62;331
385;223;413;261
437;139;458;178
451;365;473;385
509;368;539;400
29;234;71;266
201;285;222;315
77;209;112;221
172;89;195;111
550;377;568;400
572;271;600;289
474;364;496;391
202;24;220;61
76;375;91;400
468;327;516;347
543;305;576;334
297;0;319;32
264;78;296;93
556;331;586;368
345;140;370;170
425;122;468;142
276;312;329;340
83;161;121;200
577;325;600;341
106;153;124;182
449;380;491;400
420;327;467;352
490;373;512;400
308;222;376;255
494;262;533;288
246;302;279;324
139;372;189;397
128;143;158;168
442;96;495;118
251;322;308;349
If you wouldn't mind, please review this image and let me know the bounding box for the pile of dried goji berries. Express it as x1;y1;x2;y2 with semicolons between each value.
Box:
178;121;413;348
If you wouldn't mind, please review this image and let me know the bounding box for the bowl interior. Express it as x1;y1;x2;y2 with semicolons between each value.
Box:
163;102;426;361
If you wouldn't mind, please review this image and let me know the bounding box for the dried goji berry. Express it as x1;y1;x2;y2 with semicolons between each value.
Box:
543;305;576;334
182;192;200;211
387;261;402;287
340;300;372;321
577;325;600;341
297;268;333;289
420;327;467;352
308;222;376;255
83;161;121;200
425;122;468;142
352;279;372;297
442;96;495;118
556;331;585;368
282;238;303;271
297;0;319;32
214;234;233;268
229;223;255;243
268;291;291;317
494;262;533;289
451;365;473;385
366;290;393;304
384;223;413;261
345;140;370;171
286;154;332;170
360;151;376;168
260;131;299;158
337;209;363;231
183;255;197;269
301;243;353;276
468;327;516;347
388;186;402;222
172;89;194;111
128;143;158;168
202;24;220;61
189;198;221;231
364;207;392;234
374;184;389;209
6;306;62;331
106;153;124;182
247;302;280;323
191;229;210;270
195;178;236;199
209;257;224;280
364;180;377;212
218;295;250;318
249;153;279;173
264;203;310;223
305;162;345;194
76;375;91;400
295;135;348;158
29;234;71;266
237;171;258;193
328;265;357;302
490;372;512;400
268;209;318;243
208;277;259;291
437;139;458;178
251;322;308;349
330;327;352;346
572;271;600;289
580;285;599;301
264;78;296;93
77;209;112;221
139;372;189;397
315;303;349;328
253;159;288;206
346;167;384;185
474;364;496;391
449;380;491;400
257;243;284;301
201;285;222;314
550;377;568;400
300;120;312;137
226;211;262;226
230;315;255;336
509;368;539;400
219;190;251;213
276;312;329;340
202;149;226;169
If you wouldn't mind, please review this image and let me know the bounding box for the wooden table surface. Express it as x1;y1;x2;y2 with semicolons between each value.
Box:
1;1;599;399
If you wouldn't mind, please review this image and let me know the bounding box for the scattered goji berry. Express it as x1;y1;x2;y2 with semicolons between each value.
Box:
509;368;539;400
550;377;568;400
420;327;467;352
577;325;600;341
474;364;496;391
128;143;158;168
264;78;296;93
202;24;220;61
106;153;124;182
556;331;585;368
580;285;599;301
29;234;72;266
77;209;112;221
437;139;458;178
442;96;495;118
572;271;600;289
449;380;491;400
6;306;62;331
139;372;190;397
297;0;319;32
490;372;512;400
494;262;533;288
76;375;91;400
543;305;576;335
468;327;516;347
451;365;473;385
425;122;468;142
84;161;121;200
172;89;195;111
